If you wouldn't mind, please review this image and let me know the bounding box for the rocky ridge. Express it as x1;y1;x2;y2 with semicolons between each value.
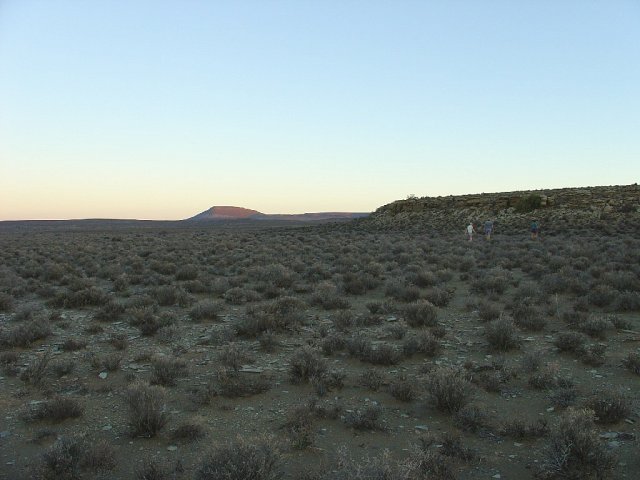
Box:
364;184;640;234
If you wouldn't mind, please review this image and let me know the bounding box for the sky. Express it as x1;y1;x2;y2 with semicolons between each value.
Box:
1;1;639;220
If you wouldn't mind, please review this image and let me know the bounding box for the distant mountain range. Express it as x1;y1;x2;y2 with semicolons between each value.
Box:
186;206;369;222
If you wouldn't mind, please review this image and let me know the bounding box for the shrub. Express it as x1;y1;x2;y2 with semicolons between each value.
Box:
512;303;546;331
172;422;207;443
585;390;632;424
125;382;168;437
25;397;83;422
282;404;315;449
109;333;128;350
453;404;488;433
388;375;416;402
385;280;421;302
477;300;501;322
37;436;115;479
217;343;254;371
426;366;474;414
623;352;640;375
94;300;125;322
212;367;272;398
195;438;283;480
554;332;587;353
613;291;640;311
403;300;438;327
91;353;122;372
537;408;614;480
423;287;453;307
0;292;13;312
150;356;188;387
514;194;542;213
359;369;385;391
484;319;520;352
500;418;549;439
362;343;401;366
548;387;579;409
310;282;350;310
403;331;440;358
189;300;223;322
342;404;386;431
154;285;192;307
1;319;52;347
51;359;75;377
19;352;51;385
579;316;613;341
61;338;87;352
289;348;328;384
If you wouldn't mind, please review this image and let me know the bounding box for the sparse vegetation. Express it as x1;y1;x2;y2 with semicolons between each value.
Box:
1;217;639;479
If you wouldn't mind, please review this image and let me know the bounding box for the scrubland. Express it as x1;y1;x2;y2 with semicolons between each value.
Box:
0;224;638;479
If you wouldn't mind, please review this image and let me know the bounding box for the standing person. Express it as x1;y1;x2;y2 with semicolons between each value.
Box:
530;220;539;240
484;219;494;240
466;222;476;241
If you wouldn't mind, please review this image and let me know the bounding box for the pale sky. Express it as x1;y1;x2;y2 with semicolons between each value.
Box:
1;1;639;220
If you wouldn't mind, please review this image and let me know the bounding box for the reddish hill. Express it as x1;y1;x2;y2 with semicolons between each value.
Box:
186;206;368;222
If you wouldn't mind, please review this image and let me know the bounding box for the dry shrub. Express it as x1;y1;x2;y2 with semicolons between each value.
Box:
500;418;549;439
426;366;474;414
282;404;315;449
585;390;632;424
359;369;386;391
389;375;416;402
172;421;207;443
94;299;125;322
150;356;188;387
342;404;386;431
1;318;52;347
19;352;51;385
403;300;438;327
537;408;614;480
453;404;488;433
484;318;520;352
310;282;350;310
212;367;272;398
25;397;83;422
477;300;501;322
289;347;328;384
195;438;282;480
125;382;168;437
622;352;640;375
402;331;440;358
0;292;14;312
554;332;587;353
189;300;223;322
61;338;86;351
37;436;115;479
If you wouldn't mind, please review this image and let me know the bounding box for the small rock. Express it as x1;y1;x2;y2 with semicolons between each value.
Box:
0;431;10;439
167;445;177;451
599;432;617;440
414;425;429;431
607;441;620;449
98;372;108;379
493;474;501;479
101;425;112;431
546;407;555;412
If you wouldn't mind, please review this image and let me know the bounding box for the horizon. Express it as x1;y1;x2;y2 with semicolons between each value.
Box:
0;182;636;222
2;1;639;221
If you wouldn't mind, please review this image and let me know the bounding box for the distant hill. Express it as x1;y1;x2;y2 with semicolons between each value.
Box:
186;206;369;222
362;184;640;234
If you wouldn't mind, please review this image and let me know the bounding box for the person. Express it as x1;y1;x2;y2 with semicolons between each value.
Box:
530;220;539;240
466;222;476;241
484;219;494;240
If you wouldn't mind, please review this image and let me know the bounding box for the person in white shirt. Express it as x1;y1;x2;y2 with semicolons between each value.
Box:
466;222;476;241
